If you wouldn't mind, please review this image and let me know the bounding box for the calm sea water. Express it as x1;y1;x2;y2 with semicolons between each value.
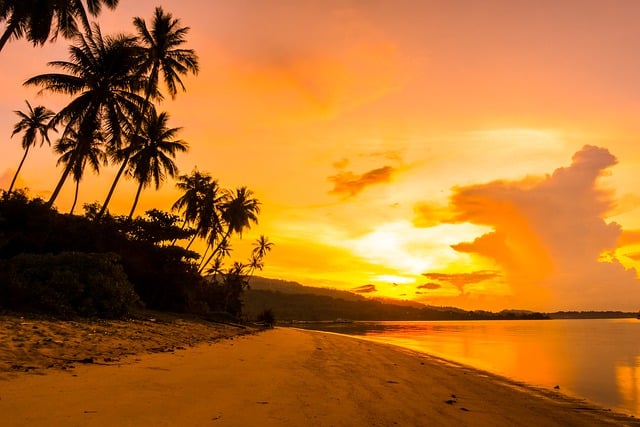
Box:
294;319;640;416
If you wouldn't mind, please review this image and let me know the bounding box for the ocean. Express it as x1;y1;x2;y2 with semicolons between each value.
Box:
294;318;640;416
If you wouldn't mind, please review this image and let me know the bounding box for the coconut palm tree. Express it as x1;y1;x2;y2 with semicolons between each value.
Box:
252;235;274;261
7;100;55;195
0;0;119;53
174;174;228;251
24;24;147;208
246;235;273;279
53;121;106;214
198;187;260;274
172;168;212;229
98;6;199;218
126;109;188;219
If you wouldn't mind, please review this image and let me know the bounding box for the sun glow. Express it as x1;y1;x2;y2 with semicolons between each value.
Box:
347;220;494;287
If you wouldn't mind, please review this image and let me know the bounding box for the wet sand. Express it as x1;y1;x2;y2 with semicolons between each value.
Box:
1;325;638;426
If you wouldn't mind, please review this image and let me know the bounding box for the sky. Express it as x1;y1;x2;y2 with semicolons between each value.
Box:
1;0;640;311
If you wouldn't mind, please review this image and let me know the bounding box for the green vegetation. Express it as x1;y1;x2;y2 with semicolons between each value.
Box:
0;5;271;320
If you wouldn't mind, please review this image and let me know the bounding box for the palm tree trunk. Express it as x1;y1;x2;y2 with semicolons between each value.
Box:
7;146;30;195
185;232;198;250
198;228;232;274
128;182;144;220
197;243;211;269
47;162;74;209
69;180;80;214
97;82;155;219
97;155;129;218
0;20;20;53
170;221;189;246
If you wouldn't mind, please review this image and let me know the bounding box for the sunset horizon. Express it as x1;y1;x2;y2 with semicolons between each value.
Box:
1;0;639;312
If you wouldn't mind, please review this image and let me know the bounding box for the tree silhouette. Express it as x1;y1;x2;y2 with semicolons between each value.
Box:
24;24;146;208
173;172;228;252
98;6;198;219
53;122;106;214
0;0;119;53
126;109;188;219
198;187;260;274
7;101;55;195
172;169;212;229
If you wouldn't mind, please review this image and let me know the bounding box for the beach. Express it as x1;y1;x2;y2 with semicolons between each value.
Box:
1;318;638;427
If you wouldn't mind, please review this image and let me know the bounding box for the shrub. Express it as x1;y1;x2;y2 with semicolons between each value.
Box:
0;252;139;318
256;308;275;327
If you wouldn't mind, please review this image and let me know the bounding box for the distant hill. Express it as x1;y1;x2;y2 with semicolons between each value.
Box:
548;311;638;319
244;277;548;321
248;277;366;302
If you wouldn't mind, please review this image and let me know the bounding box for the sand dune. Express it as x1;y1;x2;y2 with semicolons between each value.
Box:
1;326;638;426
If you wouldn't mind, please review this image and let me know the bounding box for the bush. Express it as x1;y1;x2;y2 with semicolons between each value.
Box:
256;308;275;327
0;252;139;318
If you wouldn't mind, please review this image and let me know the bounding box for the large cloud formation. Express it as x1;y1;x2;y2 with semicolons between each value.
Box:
444;145;639;310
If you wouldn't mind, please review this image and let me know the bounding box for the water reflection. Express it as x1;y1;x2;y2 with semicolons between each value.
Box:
293;319;640;415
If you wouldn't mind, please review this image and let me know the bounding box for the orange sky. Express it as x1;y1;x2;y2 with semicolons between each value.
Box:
1;0;640;311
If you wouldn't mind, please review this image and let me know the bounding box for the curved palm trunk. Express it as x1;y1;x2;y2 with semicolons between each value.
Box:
97;156;128;218
7;146;30;195
198;228;232;274
98;81;155;220
47;162;74;209
184;231;198;249
197;242;212;269
69;180;80;214
170;220;189;246
0;20;20;53
128;181;144;220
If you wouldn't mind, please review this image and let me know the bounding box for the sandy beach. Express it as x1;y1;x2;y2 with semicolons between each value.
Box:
1;320;638;426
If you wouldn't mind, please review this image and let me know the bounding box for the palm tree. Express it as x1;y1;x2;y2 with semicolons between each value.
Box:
172;168;212;229
172;173;227;251
7;100;55;195
246;235;273;279
198;187;260;274
0;0;119;53
53;121;106;214
98;6;199;218
252;235;274;260
126;109;188;219
24;24;146;207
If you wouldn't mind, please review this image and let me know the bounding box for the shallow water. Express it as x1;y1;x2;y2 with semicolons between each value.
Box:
294;318;640;416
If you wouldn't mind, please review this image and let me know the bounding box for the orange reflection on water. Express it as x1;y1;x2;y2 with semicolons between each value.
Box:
616;356;640;415
353;319;640;416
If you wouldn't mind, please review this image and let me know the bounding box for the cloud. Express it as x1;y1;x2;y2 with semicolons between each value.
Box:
328;166;396;197
417;282;441;290
352;284;377;293
618;230;640;247
332;158;350;169
445;145;640;310
423;271;501;294
413;202;453;227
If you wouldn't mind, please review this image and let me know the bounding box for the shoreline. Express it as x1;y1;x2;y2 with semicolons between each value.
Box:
2;322;638;426
318;328;638;418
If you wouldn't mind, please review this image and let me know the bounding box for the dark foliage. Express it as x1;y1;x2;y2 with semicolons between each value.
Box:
256;308;275;327
0;251;137;318
244;289;549;321
0;192;217;315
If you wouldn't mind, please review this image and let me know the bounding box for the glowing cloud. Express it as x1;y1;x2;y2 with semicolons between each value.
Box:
352;284;377;294
422;271;501;295
328;165;396;197
441;145;639;310
417;282;441;290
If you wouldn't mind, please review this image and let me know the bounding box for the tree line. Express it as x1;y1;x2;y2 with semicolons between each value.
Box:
0;1;272;318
